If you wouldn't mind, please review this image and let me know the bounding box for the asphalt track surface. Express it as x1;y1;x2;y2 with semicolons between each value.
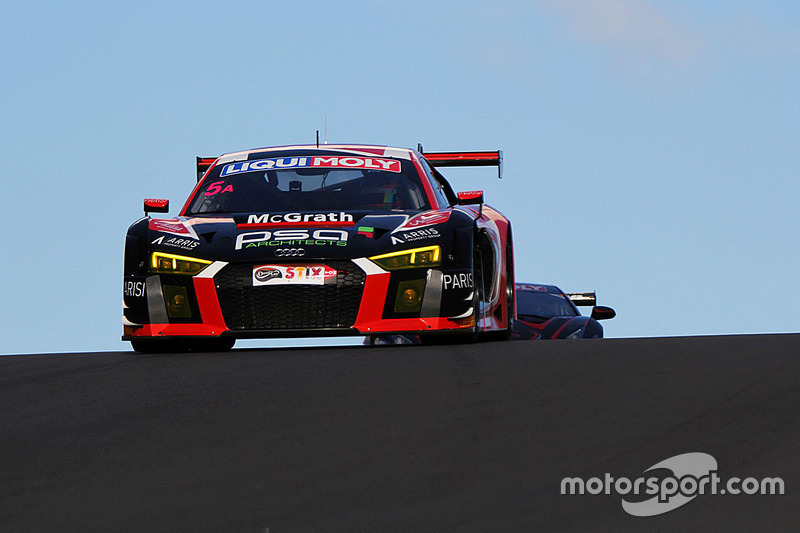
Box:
1;334;798;531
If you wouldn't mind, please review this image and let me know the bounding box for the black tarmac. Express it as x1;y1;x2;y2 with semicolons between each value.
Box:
1;334;798;531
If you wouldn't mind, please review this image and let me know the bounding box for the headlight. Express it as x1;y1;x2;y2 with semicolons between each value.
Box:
369;245;441;270
150;252;212;275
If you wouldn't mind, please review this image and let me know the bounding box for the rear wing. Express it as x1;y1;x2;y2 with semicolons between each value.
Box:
197;149;505;180
196;156;217;182
566;292;597;307
422;150;503;179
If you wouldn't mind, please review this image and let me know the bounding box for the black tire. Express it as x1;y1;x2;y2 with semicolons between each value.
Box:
130;337;235;353
130;339;187;353
186;337;236;352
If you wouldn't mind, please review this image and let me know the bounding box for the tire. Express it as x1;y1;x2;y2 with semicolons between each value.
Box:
130;337;235;353
130;339;187;353
186;337;236;352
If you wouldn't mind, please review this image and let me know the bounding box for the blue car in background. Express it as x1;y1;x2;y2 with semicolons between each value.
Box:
367;283;616;344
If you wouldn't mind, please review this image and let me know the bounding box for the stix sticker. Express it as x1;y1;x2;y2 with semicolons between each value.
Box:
252;264;337;286
220;156;401;176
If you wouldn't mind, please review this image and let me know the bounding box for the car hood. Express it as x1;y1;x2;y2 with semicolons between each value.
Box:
145;208;460;262
512;315;599;340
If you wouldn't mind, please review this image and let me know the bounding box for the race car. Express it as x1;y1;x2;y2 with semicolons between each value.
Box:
122;144;515;352
366;282;616;344
511;283;616;340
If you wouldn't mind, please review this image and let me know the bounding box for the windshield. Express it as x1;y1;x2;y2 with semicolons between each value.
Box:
516;290;578;319
186;155;430;215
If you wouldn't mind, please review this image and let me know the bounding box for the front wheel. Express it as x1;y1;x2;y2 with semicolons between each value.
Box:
130;339;187;353
186;337;236;352
130;337;235;353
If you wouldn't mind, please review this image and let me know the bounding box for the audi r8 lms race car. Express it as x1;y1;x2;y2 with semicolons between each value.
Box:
511;283;615;340
122;144;515;352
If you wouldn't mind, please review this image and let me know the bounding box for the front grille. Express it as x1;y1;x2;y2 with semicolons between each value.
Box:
214;260;365;331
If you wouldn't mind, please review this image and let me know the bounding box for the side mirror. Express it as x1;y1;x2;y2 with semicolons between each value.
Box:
144;198;169;215
591;306;616;321
457;190;484;206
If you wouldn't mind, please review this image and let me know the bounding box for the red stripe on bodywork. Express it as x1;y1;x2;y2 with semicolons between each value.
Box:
352;271;392;328
193;276;228;331
125;324;227;337
355;317;476;334
553;317;588;338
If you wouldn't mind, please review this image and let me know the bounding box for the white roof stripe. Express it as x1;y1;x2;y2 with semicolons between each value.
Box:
214;144;414;165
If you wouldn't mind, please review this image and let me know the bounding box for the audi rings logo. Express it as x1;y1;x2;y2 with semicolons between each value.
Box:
275;248;306;257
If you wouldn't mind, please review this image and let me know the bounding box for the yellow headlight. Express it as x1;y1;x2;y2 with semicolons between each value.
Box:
150;252;212;275
369;245;441;270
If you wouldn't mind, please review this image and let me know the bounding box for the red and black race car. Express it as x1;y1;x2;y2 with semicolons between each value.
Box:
511;283;616;340
123;144;515;352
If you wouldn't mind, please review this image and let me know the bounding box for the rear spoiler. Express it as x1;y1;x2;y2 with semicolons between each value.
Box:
196;156;217;182
422;150;503;179
197;149;505;180
566;292;597;307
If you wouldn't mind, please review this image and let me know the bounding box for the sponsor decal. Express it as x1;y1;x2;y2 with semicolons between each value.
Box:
358;226;374;238
221;156;401;177
443;272;474;290
519;284;548;292
395;211;452;231
252;264;337;286
151;235;199;251
124;280;146;298
149;218;200;240
240;211;354;228
561;452;785;517
235;229;348;250
203;180;234;196
144;198;169;209
254;267;282;283
391;227;440;245
149;219;191;235
457;190;483;201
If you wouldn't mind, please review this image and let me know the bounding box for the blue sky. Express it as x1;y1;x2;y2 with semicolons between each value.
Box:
2;1;798;354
